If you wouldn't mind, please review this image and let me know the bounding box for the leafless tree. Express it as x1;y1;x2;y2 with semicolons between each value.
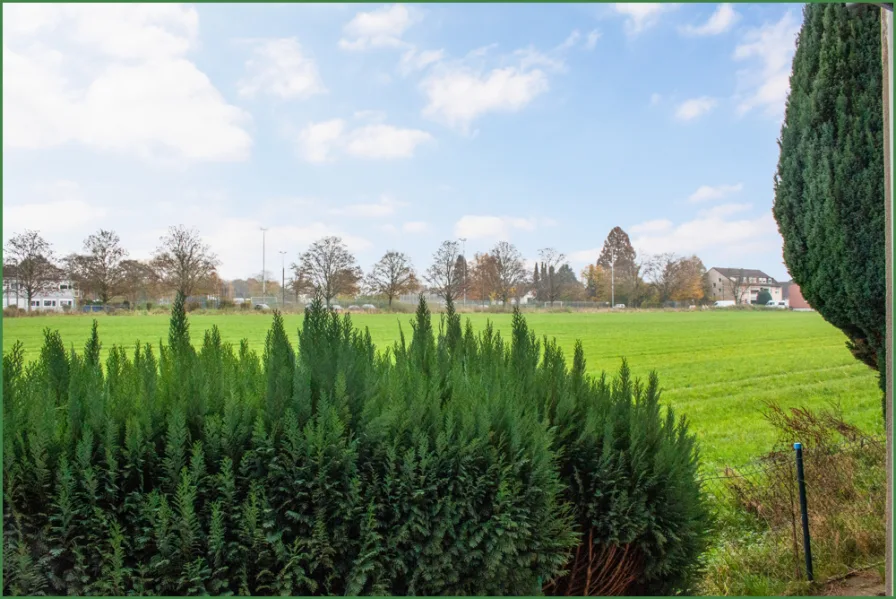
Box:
425;240;462;303
152;225;219;297
642;252;679;303
293;236;362;307
538;247;566;306
119;259;160;307
727;269;749;305
71;229;128;304
4;230;59;311
491;241;529;306
366;251;415;308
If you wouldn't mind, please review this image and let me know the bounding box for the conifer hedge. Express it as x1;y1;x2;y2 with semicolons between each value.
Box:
3;293;708;596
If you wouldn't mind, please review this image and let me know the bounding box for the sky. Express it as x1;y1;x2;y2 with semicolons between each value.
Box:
2;2;804;282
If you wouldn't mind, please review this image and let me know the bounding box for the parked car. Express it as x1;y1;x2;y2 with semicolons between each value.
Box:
254;303;271;311
766;300;789;309
331;304;343;312
362;304;377;311
348;305;361;311
713;300;736;308
613;303;626;309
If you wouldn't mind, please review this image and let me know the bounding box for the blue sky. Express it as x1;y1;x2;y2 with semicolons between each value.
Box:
3;3;803;281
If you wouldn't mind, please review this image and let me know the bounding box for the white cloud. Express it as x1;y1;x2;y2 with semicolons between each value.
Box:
421;58;551;133
3;181;107;237
298;119;432;162
733;11;800;117
330;194;408;218
403;221;429;233
2;4;252;163
675;96;717;121
399;47;445;75
630;219;673;234
585;30;601;50
345;124;433;159
298;119;346;163
339;4;414;51
237;38;325;100
629;209;778;258
297;118;433;163
614;3;678;36
687;182;744;203
453;215;540;241
680;4;740;37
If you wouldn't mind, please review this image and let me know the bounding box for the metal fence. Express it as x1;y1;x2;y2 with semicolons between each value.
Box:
699;435;886;583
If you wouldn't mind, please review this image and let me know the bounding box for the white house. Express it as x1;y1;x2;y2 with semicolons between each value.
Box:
707;267;783;305
3;270;80;312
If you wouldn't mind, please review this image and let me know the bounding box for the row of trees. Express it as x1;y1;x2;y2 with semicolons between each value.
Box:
4;225;712;310
4;227;221;310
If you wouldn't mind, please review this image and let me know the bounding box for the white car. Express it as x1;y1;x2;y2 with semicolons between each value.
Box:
330;304;343;312
348;305;361;311
766;300;788;309
362;304;377;311
713;300;736;308
613;303;626;309
254;303;271;311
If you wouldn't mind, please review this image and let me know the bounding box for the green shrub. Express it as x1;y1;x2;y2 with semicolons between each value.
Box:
2;293;707;595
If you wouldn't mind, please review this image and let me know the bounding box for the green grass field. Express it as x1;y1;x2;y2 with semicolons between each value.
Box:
3;309;882;470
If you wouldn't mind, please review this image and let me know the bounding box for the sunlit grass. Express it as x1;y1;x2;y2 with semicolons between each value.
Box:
3;309;881;470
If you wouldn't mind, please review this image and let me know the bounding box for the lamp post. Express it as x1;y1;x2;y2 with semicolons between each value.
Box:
260;227;268;298
279;251;287;308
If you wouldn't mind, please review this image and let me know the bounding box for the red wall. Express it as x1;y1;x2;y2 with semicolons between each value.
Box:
787;283;812;309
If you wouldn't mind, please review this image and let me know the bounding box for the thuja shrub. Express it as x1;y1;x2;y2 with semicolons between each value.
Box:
3;292;707;596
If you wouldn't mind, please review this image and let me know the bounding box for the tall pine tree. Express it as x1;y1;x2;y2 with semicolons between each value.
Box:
773;4;886;413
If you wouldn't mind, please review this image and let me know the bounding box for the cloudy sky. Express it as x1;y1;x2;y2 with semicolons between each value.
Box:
3;3;802;280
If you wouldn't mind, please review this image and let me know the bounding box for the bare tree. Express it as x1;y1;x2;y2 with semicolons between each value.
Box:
538;247;566;306
293;236;362;307
727;269;749;305
491;241;529;306
72;229;128;305
366;251;415;308
152;225;219;297
4;230;59;311
425;240;462;303
119;259;160;308
642;252;679;303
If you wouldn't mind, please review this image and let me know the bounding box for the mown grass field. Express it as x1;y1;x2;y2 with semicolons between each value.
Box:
2;309;882;470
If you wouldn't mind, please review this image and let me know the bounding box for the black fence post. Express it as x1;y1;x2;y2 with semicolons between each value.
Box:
794;442;814;582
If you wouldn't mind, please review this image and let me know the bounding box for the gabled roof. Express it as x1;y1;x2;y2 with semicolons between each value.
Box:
710;267;777;281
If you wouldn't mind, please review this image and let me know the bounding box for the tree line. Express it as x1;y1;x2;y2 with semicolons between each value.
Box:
4;225;712;311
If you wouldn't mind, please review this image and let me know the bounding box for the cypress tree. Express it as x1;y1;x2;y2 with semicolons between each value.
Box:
773;4;886;413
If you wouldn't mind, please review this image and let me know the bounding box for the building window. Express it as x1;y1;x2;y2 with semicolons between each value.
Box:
44;300;54;307
31;300;39;307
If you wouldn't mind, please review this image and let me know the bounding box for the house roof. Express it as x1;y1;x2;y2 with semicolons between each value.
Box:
711;267;779;283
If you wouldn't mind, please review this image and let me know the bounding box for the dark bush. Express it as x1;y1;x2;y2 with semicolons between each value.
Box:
2;292;707;595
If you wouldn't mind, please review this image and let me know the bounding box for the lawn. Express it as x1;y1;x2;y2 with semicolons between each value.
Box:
2;309;882;470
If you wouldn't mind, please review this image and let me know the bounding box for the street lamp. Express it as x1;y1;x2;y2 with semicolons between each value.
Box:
279;251;287;308
260;227;268;298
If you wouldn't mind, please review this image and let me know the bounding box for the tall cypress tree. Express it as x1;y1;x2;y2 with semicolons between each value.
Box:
773;3;885;413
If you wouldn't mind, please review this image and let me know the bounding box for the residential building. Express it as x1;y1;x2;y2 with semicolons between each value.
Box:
707;267;783;305
781;280;813;310
3;268;80;312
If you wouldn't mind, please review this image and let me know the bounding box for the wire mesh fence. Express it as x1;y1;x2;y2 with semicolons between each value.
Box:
699;434;886;583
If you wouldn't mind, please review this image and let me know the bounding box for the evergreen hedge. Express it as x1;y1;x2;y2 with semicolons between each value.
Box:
773;3;886;409
3;293;708;595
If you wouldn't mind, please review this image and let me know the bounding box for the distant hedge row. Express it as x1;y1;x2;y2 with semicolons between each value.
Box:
3;293;709;596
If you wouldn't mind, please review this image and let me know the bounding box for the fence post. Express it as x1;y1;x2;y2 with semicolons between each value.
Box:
794;442;814;582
